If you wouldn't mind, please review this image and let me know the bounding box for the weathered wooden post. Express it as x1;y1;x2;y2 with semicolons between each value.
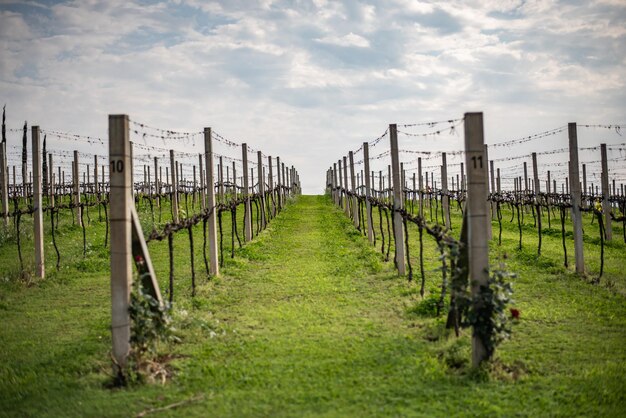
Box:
198;154;205;210
169;150;179;223
568;123;584;274
276;157;282;210
242;143;252;242
600;144;612;241
582;164;587;208
389;124;406;275
349;151;359;228
464;112;490;367
484;145;492;240
153;157;160;208
204;128;219;276
32;126;44;278
338;159;344;209
109;114;132;373
363;142;374;244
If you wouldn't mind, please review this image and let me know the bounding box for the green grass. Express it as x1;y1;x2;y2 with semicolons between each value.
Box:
0;194;625;417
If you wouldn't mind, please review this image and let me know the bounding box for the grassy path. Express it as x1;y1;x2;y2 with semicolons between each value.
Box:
1;195;625;417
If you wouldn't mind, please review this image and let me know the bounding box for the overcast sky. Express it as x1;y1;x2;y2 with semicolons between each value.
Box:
1;0;625;194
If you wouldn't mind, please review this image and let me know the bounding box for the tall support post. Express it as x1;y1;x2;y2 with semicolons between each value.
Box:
582;164;587;207
242;143;252;242
169;150;179;223
94;156;99;198
389;124;406;275
332;163;338;206
342;156;349;216
0;142;7;226
192;165;197;208
49;154;55;208
523;162;528;193
218;156;224;203
484;144;492;240
532;152;540;196
338;159;344;209
276;157;282;209
198;154;205;210
568;123;584;274
349;151;359;228
268;156;276;215
418;157;424;217
441;152;450;228
489;159;496;219
257;151;266;228
600;144;612;241
32;126;44;278
204;128;219;276
232;162;237;201
109;114;132;372
73;150;82;225
154;157;160;208
282;162;286;202
363;142;374;244
464;112;490;367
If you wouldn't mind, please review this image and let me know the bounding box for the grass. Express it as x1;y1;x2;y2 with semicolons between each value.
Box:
0;194;625;417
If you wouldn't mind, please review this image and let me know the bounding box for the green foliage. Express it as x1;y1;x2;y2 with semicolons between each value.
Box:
124;273;178;385
464;266;516;358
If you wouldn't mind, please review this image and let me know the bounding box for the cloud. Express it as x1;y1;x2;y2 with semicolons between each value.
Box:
0;0;625;192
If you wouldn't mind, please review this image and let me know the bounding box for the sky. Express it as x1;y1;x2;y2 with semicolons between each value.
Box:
1;0;625;194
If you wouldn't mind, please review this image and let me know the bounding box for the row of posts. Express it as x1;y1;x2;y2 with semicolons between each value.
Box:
109;115;300;372
326;116;609;364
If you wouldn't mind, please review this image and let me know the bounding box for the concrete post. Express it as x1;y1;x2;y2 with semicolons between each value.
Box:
343;156;350;216
364;142;374;243
242;143;252;242
0;143;7;226
257;151;266;228
389;124;406;275
204;128;219;276
600;144;612;241
109;114;132;371
349;151;359;228
32;126;44;278
568;123;584;274
169;150;179;223
441;152;450;228
464;113;490;367
73;151;81;225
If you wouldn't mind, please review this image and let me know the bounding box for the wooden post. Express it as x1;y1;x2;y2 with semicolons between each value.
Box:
109;114;132;372
464;112;490;367
0;142;7;226
73;150;81;225
32;126;44;278
338;159;344;209
582;164;587;207
242;143;252;242
257;151;266;228
218;156;224;204
232;162;237;201
349;151;359;228
153;157;160;208
523;161;528;193
389;124;406;275
568;123;584;274
169;150;178;222
49;154;55;208
198;154;205;210
363;142;374;244
204;128;219;276
600;144;612;241
441;152;450;228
